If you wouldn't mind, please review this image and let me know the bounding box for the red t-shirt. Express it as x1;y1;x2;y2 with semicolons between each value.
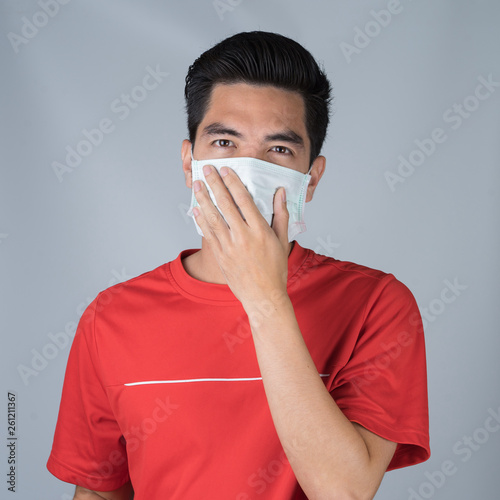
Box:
47;241;430;498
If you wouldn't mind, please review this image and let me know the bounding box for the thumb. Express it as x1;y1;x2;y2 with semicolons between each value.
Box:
272;187;289;245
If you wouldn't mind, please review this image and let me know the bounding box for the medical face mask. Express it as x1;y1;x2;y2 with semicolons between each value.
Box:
187;152;312;241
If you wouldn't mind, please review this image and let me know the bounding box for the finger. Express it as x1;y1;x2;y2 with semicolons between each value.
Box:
218;166;268;229
193;179;228;247
271;187;289;247
201;165;248;230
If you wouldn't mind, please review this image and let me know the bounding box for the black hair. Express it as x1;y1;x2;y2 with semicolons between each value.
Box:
184;31;332;166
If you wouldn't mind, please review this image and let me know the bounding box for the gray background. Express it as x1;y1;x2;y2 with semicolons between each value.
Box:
1;0;499;498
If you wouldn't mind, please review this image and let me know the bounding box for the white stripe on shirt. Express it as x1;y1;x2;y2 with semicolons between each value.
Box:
124;374;330;386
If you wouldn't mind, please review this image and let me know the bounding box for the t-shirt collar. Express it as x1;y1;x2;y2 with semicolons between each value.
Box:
167;240;310;304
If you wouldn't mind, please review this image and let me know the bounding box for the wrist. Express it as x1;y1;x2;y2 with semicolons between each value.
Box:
243;290;293;329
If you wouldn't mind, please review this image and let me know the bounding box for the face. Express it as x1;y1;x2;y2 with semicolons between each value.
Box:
181;82;325;202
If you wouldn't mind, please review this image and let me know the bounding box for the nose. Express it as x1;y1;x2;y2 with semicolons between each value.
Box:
233;146;266;161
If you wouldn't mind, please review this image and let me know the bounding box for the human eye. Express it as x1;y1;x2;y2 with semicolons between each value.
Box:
270;145;293;155
212;139;234;148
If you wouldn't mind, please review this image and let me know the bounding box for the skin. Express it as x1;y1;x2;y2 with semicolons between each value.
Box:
75;82;397;500
74;483;133;499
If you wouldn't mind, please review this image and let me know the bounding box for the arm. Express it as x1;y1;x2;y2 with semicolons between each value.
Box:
47;299;131;498
192;167;397;499
246;296;397;500
74;481;133;500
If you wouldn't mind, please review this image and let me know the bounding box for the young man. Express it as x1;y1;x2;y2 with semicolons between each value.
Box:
47;31;430;499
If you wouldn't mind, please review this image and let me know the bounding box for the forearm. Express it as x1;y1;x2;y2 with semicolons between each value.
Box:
74;483;133;500
246;296;380;500
74;491;107;500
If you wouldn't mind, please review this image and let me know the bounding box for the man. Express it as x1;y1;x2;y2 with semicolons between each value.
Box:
47;31;430;499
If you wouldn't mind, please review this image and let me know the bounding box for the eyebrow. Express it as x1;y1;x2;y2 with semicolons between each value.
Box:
265;130;305;149
200;122;305;150
201;122;243;139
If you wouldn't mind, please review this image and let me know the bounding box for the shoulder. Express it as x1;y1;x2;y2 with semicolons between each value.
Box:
81;261;170;324
301;245;414;300
294;245;421;328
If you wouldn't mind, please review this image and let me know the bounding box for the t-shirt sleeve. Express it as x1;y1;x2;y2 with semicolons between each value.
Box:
47;296;129;491
330;274;430;470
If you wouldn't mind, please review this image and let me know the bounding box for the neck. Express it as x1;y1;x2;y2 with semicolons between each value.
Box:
182;238;294;284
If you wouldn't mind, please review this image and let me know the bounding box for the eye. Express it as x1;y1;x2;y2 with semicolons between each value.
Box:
270;145;292;155
213;139;234;148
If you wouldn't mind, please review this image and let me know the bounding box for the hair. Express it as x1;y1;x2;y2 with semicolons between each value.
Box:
184;31;332;166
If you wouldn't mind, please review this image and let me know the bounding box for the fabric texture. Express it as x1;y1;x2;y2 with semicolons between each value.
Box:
187;153;311;241
47;241;430;498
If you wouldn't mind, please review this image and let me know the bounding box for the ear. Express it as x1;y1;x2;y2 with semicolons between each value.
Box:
305;155;326;202
181;139;193;188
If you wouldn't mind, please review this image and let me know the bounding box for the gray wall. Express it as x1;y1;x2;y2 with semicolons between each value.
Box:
1;0;499;498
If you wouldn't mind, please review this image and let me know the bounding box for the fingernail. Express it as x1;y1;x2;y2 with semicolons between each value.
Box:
194;180;201;192
281;188;286;203
203;164;211;176
220;167;229;177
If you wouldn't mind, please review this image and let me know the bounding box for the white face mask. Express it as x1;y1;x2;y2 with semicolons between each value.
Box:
187;151;312;241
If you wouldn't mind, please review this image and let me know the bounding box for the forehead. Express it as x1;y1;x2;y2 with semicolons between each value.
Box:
199;82;308;143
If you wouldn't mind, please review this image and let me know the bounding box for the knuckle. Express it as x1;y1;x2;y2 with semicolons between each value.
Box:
217;196;233;213
222;172;235;187
206;211;222;227
205;171;218;185
234;194;252;210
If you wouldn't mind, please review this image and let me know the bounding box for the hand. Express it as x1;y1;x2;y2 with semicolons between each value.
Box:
192;164;290;309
